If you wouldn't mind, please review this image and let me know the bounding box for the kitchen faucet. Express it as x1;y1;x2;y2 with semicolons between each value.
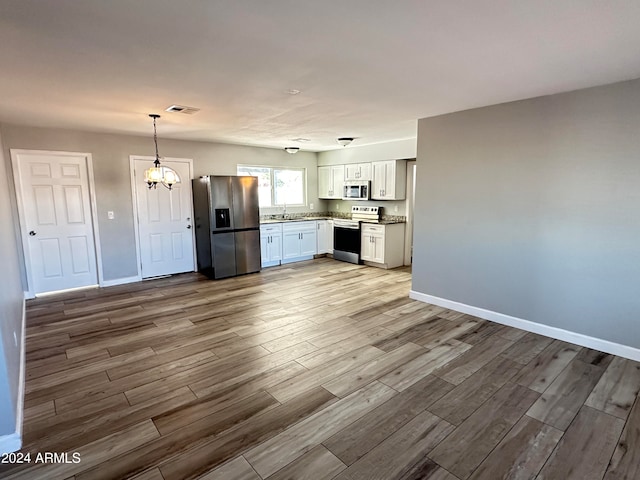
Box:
282;203;287;219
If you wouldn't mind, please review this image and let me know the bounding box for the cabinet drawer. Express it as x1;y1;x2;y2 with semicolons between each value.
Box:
282;221;316;232
260;224;282;233
361;224;384;235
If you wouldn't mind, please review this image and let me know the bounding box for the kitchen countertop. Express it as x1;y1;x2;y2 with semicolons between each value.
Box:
361;220;406;225
260;217;405;225
260;216;331;224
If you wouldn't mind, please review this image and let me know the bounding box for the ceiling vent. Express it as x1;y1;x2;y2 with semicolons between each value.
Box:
165;105;200;115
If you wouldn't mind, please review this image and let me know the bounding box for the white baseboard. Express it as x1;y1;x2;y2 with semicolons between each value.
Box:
101;275;141;287
409;290;640;362
0;432;21;455
1;297;26;454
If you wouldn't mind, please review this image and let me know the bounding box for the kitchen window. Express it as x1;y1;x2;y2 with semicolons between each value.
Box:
237;165;306;208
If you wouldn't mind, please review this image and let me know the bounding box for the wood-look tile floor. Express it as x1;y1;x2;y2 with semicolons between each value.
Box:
2;258;640;480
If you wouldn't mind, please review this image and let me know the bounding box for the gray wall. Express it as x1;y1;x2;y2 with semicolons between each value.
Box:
0;127;24;435
317;139;416;216
413;78;640;349
1;124;322;284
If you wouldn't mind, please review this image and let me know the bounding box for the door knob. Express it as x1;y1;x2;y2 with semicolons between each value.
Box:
29;231;36;236
186;225;192;229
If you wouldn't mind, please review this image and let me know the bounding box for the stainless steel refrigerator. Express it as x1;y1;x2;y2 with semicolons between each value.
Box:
192;175;261;279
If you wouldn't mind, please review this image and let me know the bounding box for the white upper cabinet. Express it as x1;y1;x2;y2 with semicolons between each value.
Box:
371;160;407;200
344;163;371;181
318;165;345;199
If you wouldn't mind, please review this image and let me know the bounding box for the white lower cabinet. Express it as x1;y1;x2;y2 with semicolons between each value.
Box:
316;219;334;254
260;224;283;267
360;223;405;269
361;226;385;263
282;221;317;264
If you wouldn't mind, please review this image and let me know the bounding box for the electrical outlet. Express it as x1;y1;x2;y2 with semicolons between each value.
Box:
310;203;314;210
335;203;340;210
107;211;115;220
394;205;399;213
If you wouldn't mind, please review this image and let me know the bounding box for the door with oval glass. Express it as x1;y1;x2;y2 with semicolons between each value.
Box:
131;157;195;278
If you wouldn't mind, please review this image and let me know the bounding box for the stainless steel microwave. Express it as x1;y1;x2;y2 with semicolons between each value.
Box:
343;181;370;200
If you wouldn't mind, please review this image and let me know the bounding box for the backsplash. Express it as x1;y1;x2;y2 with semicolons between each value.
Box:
381;214;407;223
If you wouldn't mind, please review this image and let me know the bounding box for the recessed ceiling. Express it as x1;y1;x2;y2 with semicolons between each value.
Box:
1;0;640;151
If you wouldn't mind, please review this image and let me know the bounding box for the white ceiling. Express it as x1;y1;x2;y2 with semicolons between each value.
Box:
1;1;640;152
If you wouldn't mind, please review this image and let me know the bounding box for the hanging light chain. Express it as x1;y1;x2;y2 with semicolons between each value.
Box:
151;114;161;168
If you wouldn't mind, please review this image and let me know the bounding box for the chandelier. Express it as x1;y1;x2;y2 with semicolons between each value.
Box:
144;114;180;190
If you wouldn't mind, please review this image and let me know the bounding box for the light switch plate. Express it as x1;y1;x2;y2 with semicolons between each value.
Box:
107;211;115;220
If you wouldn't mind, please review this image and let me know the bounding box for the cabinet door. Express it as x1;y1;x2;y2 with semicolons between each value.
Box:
282;231;301;259
327;220;334;254
371;162;387;199
269;233;282;262
260;234;270;265
359;163;372;181
300;229;317;256
360;231;374;261
371;233;385;263
382;161;395;199
331;165;345;198
344;164;359;181
318;166;331;199
316;221;328;254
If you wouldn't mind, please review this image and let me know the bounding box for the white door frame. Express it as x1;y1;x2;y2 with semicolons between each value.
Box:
11;149;104;299
404;160;416;266
129;155;197;280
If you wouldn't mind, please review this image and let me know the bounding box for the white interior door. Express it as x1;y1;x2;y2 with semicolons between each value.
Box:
132;158;195;278
12;151;98;295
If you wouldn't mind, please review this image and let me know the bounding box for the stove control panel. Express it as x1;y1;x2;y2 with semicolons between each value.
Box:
351;205;381;222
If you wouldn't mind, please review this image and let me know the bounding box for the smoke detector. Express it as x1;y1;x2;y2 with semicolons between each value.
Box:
165;105;200;115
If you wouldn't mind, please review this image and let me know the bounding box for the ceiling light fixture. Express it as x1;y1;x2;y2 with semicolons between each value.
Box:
284;147;300;154
337;137;354;147
144;114;180;190
165;104;200;115
287;89;301;95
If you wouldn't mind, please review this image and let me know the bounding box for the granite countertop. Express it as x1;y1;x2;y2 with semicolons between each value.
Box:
260;216;331;224
361;219;406;225
260;216;405;225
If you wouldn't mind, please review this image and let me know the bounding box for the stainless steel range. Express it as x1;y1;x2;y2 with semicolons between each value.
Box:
333;206;381;264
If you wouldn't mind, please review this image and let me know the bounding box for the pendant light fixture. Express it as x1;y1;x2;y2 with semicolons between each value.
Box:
144;114;180;190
